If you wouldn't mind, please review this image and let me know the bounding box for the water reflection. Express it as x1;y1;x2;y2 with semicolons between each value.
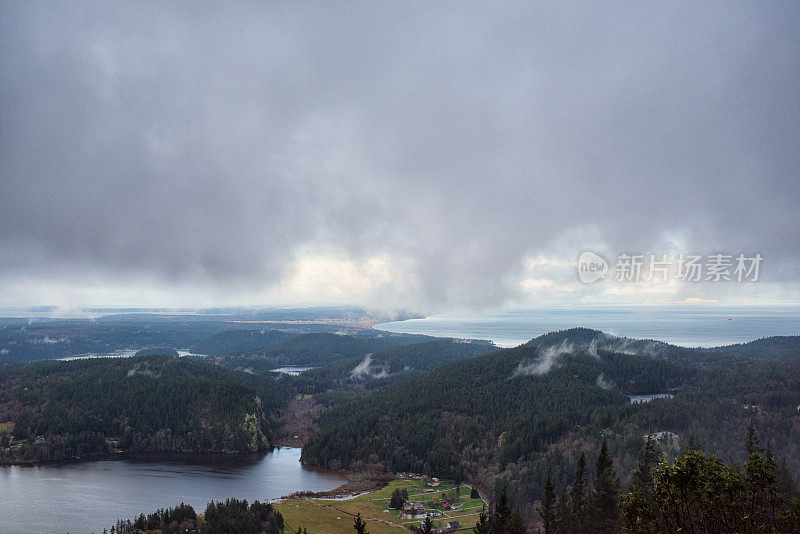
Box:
0;447;344;534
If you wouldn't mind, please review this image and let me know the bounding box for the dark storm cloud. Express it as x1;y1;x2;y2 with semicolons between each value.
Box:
1;2;798;308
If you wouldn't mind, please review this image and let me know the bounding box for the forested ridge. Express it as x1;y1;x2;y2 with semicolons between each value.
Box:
1;324;798;531
190;329;299;356
0;355;290;463
0;319;230;362
217;332;430;371
0;332;484;465
290;339;495;394
302;329;800;521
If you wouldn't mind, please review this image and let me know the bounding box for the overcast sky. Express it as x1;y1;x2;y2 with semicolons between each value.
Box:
1;2;798;313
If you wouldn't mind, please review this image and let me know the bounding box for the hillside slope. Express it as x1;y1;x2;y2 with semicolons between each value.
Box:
0;356;288;464
302;329;800;519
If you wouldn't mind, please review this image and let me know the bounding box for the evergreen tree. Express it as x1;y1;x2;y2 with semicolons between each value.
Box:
686;432;697;451
553;488;570;534
590;440;620;533
570;453;588;531
746;418;762;456
417;517;434;534
492;487;513;532
538;469;556;534
776;456;800;499
353;513;368;534
620;445;800;533
620;435;659;533
629;434;658;494
508;508;528;534
390;488;405;510
473;512;490;534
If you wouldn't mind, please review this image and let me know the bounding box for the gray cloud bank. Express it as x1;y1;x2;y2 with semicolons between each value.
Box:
1;3;798;309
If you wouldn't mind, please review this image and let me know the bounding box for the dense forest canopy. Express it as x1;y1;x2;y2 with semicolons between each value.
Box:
1;322;798;530
0;356;289;463
290;339;495;394
112;498;285;534
0;319;231;362
302;329;800;520
0;308;422;363
216;332;440;371
190;329;299;356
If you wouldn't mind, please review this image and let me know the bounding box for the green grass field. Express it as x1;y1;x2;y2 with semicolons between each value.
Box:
276;476;488;533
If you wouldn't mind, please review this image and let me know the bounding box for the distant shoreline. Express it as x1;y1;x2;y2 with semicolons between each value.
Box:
373;306;800;348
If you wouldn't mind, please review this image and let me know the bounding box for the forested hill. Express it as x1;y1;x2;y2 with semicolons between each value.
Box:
0;356;289;464
302;330;800;520
521;327;698;362
0;319;230;362
0;313;435;363
190;329;299;356
518;327;800;363
290;339;496;393
217;332;434;371
706;335;800;359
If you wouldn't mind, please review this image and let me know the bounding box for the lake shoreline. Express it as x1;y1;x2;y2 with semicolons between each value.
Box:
283;470;393;499
0;446;348;533
1;445;363;501
0;446;279;468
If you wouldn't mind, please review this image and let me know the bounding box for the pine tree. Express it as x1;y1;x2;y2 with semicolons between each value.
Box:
590;440;621;533
620;435;659;532
473;512;490;534
353;513;368;534
630;434;658;493
538;469;556;533
776;456;799;499
492;487;513;532
570;453;588;531
508;507;528;534
553;488;570;534
746;418;762;456
417;516;434;534
686;432;697;451
390;488;404;510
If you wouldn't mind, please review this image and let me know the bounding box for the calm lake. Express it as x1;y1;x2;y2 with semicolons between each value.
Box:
0;447;344;534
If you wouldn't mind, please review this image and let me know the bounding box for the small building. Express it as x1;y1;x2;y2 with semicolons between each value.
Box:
403;502;425;513
445;521;460;531
428;477;440;487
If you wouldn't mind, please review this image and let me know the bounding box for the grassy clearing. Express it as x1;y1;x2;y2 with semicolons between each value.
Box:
276;497;405;534
275;477;488;533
